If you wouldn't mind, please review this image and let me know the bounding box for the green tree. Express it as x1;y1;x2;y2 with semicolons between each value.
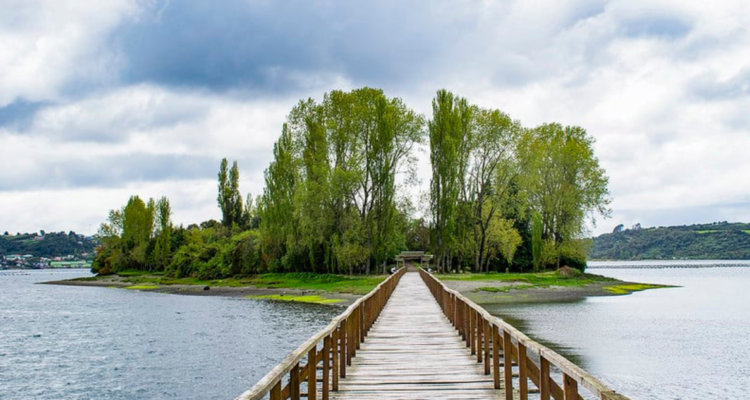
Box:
218;158;244;228
466;108;520;272
429;90;472;272
153;196;172;271
260;124;299;269
518;123;611;269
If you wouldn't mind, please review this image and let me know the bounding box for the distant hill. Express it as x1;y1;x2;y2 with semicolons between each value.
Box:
0;231;98;258
590;222;750;260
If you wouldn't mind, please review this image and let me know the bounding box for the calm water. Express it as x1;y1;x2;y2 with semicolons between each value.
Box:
0;269;339;400
484;260;750;400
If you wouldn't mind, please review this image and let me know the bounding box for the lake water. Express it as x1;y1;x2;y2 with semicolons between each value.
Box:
0;269;339;400
484;260;750;400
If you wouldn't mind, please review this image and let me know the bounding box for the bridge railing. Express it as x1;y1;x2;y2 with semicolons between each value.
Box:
419;269;630;400
235;267;406;400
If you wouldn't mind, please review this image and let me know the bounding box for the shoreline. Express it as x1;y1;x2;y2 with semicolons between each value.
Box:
42;269;671;307
41;277;362;306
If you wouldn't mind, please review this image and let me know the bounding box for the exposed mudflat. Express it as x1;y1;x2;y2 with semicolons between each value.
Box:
442;279;652;304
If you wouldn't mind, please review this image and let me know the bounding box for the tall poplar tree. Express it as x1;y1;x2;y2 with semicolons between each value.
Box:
429;90;471;272
217;158;244;228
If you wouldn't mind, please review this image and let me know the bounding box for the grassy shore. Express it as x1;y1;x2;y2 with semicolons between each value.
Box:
437;269;673;304
50;271;387;305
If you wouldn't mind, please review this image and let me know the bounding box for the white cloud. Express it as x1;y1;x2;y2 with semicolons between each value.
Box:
0;0;138;106
0;180;222;235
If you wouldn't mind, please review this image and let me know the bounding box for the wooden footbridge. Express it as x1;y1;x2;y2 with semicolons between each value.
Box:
236;269;630;400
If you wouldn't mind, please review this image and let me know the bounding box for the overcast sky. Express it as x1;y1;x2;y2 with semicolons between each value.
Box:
1;0;749;237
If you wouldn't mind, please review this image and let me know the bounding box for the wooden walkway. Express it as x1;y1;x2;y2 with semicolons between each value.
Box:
332;272;505;399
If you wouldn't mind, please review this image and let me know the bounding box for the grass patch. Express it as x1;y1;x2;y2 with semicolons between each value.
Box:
478;285;535;293
437;270;617;289
603;283;671;295
743;230;750;235
124;285;159;290
695;230;718;234
245;294;345;304
247;273;385;295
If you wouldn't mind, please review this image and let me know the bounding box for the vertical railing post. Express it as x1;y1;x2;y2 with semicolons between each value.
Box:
322;336;330;399
540;357;550;400
340;319;348;375
492;324;501;389
347;315;354;364
503;330;514;400
476;311;483;363
270;381;282;400
518;342;527;400
307;347;317;400
484;318;491;375
563;374;578;400
332;328;339;391
290;362;301;400
469;308;475;352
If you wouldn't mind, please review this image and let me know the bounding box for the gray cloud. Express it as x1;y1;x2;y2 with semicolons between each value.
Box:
0;100;46;130
0;151;267;191
619;14;692;39
691;68;750;101
113;0;467;93
0;153;213;190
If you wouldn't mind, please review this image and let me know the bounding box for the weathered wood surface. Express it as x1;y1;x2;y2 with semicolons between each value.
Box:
332;272;509;400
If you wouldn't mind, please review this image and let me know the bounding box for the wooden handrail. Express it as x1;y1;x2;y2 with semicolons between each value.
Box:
418;268;631;400
235;267;406;400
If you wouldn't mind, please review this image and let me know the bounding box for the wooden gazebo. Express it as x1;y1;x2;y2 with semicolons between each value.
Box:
394;251;433;271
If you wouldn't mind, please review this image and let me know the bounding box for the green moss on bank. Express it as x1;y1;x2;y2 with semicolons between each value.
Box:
603;283;671;295
245;294;345;304
124;285;159;290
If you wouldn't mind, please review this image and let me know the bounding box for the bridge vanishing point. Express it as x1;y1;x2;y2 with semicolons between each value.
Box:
236;267;631;400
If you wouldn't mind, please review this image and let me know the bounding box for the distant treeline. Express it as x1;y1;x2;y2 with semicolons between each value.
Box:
92;87;610;278
590;222;750;260
0;231;97;257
